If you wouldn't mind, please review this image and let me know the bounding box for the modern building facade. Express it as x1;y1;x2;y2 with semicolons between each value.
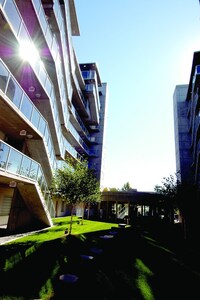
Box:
0;0;107;232
173;84;190;183
173;51;200;188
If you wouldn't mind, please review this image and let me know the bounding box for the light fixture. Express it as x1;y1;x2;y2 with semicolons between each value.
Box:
27;134;33;139
35;93;41;98
9;181;17;188
20;130;27;136
28;86;35;92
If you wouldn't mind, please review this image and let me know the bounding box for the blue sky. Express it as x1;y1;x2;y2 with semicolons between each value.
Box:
73;0;200;191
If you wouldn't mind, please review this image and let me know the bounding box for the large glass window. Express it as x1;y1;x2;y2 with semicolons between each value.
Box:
0;61;9;92
6;77;23;108
20;94;33;121
4;0;21;34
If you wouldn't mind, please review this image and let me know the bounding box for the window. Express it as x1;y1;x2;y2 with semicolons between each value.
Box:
6;77;23;108
0;61;9;92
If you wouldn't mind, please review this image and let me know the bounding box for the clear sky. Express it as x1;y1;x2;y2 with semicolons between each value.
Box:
73;0;200;192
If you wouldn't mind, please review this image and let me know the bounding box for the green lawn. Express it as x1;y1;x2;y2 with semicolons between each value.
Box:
0;217;200;300
7;216;119;244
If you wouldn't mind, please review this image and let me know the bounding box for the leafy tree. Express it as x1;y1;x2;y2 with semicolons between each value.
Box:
154;173;180;199
51;158;100;234
122;182;132;191
155;172;200;243
154;173;180;222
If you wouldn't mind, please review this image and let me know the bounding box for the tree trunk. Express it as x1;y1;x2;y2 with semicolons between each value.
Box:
81;203;85;225
69;204;74;234
87;203;90;219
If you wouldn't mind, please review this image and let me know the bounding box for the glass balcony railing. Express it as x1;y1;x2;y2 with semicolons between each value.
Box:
2;0;66;158
32;0;70;116
71;105;91;139
0;59;57;170
73;70;89;113
54;0;73;99
31;0;90;160
85;82;100;109
63;138;84;162
1;0;85;166
82;70;96;81
68;123;89;154
0;140;55;217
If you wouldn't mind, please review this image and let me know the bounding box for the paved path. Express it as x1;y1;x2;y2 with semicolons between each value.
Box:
0;228;47;245
0;233;29;245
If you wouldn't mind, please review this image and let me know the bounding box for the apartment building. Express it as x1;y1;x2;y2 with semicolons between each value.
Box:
173;51;200;187
0;0;107;233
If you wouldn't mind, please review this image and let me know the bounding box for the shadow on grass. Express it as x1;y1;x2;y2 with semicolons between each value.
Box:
0;224;200;299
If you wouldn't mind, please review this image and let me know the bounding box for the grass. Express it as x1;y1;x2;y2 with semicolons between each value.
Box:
6;216;119;244
0;217;200;300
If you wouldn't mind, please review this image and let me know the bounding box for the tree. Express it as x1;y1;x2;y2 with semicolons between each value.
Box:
50;158;101;234
154;173;180;222
155;173;200;243
122;182;132;191
154;173;180;198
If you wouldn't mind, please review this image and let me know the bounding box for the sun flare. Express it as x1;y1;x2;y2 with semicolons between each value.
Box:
19;41;39;64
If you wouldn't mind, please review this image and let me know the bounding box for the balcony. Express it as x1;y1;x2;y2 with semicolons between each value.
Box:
0;140;55;226
84;83;100;124
0;59;57;179
80;63;101;124
66;122;90;155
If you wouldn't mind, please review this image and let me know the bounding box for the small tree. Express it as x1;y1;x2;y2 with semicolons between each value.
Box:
154;173;179;198
51;158;100;234
78;162;101;223
154;173;180;222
